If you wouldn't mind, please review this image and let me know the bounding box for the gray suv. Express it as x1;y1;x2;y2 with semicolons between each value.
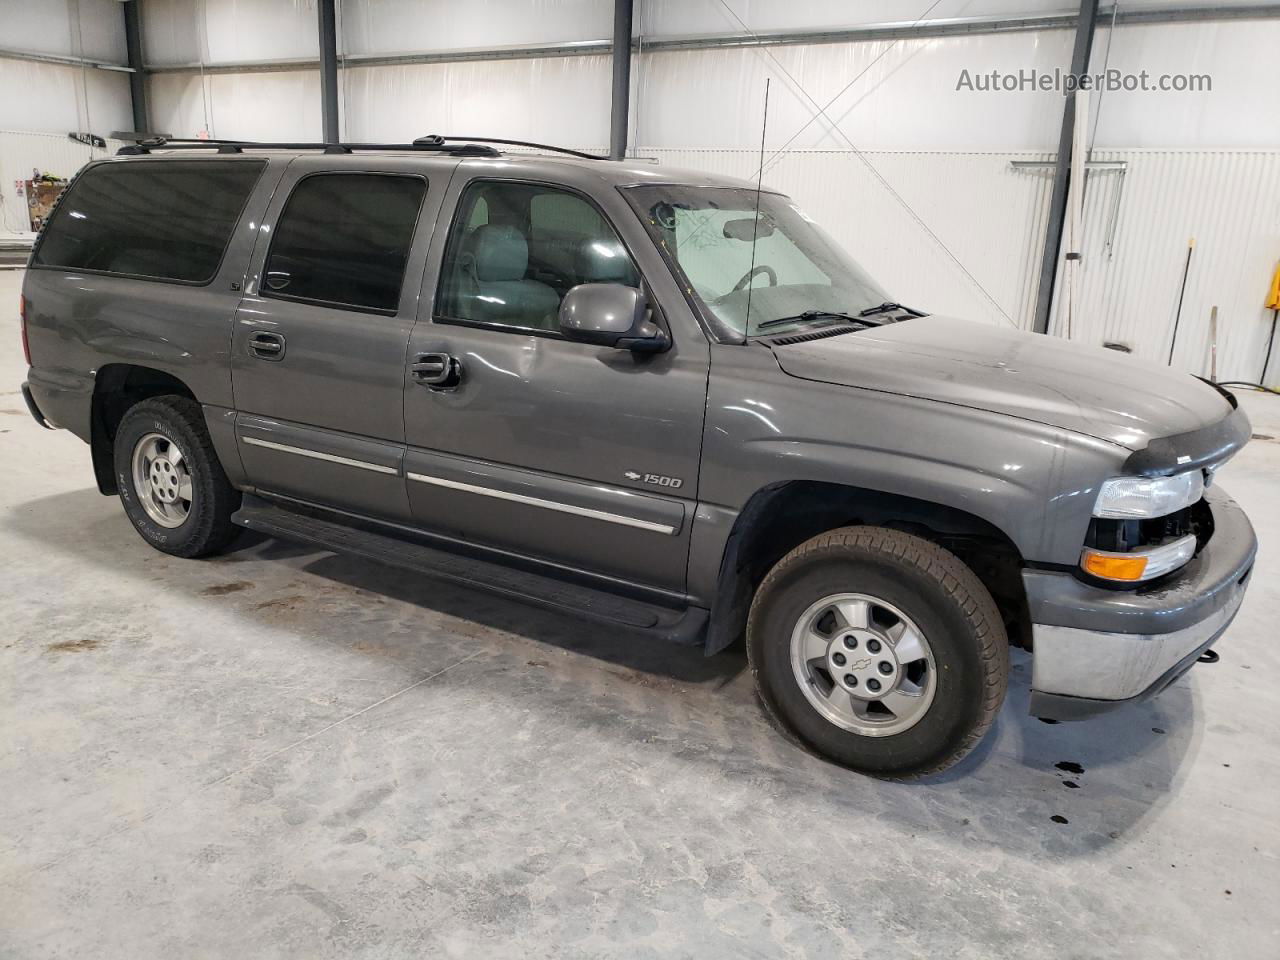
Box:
19;137;1257;778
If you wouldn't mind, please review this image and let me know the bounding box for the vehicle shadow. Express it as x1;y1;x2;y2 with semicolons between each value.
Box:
5;488;1201;861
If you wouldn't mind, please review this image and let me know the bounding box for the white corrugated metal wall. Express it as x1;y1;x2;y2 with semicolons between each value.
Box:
1070;149;1280;381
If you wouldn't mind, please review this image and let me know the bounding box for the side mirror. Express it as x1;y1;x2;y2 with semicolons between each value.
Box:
559;283;669;353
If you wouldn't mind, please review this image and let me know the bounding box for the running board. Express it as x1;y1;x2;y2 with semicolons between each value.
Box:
231;496;707;644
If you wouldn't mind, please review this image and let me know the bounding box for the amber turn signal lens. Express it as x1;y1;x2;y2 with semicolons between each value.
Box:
1080;549;1149;582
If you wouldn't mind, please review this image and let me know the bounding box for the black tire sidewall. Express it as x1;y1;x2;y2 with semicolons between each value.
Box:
114;401;221;557
751;548;993;776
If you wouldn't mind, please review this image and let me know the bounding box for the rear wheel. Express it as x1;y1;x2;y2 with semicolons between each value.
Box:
113;396;241;558
747;525;1008;778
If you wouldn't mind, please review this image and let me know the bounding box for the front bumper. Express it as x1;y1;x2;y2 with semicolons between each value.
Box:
1023;485;1256;720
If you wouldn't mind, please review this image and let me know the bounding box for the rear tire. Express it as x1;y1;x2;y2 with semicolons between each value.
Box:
113;396;241;558
747;525;1007;779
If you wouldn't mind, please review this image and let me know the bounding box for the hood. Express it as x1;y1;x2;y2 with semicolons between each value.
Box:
770;316;1233;451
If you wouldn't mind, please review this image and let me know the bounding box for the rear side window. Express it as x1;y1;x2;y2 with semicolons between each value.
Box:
33;160;265;284
262;173;426;314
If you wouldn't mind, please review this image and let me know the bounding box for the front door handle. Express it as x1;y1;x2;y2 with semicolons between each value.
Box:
411;352;462;390
248;331;286;361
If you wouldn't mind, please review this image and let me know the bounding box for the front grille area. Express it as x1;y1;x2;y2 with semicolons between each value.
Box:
1084;497;1215;555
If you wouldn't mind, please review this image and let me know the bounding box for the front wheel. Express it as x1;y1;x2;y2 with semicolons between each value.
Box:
113;396;241;558
747;526;1008;778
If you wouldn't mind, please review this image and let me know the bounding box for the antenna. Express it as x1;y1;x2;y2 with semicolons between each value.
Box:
744;78;770;336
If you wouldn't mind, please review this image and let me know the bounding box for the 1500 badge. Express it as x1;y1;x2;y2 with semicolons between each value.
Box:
624;471;684;489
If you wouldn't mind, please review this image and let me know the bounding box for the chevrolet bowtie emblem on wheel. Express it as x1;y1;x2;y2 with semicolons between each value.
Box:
625;471;684;489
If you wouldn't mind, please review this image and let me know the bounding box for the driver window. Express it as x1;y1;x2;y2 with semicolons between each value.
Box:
437;181;640;332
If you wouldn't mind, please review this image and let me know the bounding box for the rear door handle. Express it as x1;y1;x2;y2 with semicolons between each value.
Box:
411;352;462;389
249;331;286;361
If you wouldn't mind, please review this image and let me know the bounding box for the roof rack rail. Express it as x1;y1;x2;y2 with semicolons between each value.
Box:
116;134;607;161
117;137;502;157
412;135;606;161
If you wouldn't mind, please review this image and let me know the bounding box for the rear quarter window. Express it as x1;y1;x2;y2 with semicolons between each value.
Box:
32;159;266;284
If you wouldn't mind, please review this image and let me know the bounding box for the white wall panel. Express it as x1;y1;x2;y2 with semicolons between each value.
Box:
0;0;127;63
1089;23;1280;150
148;53;611;143
149;68;322;139
635;32;1072;151
341;0;612;56
140;0;612;64
0;58;132;136
640;0;1280;37
634;20;1280;152
341;56;612;143
140;0;319;65
1063;150;1280;385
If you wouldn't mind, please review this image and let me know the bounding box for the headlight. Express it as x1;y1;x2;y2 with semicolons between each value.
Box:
1093;471;1204;519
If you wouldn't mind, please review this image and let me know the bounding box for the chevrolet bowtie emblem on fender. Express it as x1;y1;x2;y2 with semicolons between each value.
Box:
624;471;684;489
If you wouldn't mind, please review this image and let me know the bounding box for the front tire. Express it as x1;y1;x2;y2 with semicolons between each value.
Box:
747;526;1008;779
113;396;241;558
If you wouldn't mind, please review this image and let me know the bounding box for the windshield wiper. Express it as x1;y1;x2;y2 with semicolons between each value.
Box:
755;310;858;331
858;301;925;319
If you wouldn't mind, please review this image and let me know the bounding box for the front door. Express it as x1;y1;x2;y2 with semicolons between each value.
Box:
231;158;446;521
402;174;709;593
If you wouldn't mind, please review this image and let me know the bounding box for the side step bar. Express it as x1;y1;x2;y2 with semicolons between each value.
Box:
231;495;708;645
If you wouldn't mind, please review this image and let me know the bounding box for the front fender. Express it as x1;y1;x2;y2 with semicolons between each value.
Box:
690;344;1128;604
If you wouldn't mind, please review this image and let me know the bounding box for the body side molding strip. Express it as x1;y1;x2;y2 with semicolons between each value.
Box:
407;472;677;535
242;436;399;475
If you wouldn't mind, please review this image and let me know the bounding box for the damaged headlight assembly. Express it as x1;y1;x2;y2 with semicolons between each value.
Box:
1080;471;1205;583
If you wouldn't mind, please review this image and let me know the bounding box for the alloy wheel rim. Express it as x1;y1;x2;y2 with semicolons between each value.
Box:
131;432;193;529
790;592;937;737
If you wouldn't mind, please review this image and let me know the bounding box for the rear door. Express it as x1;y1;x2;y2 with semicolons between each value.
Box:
231;156;448;520
401;172;710;593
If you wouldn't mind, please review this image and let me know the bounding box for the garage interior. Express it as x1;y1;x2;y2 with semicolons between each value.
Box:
2;1;1279;957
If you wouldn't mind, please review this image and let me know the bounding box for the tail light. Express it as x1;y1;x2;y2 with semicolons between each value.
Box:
19;294;31;366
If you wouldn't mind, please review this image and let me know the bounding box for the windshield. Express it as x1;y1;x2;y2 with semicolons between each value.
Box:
623;184;894;338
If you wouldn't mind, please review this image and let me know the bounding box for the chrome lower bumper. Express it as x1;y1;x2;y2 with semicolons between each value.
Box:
1023;485;1256;720
1029;587;1244;718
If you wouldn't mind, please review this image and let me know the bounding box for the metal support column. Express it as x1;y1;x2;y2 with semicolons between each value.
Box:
609;0;634;160
1032;0;1100;334
318;0;340;143
122;0;148;135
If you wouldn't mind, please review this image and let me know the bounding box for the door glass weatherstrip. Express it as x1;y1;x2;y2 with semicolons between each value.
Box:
242;436;398;475
407;472;677;535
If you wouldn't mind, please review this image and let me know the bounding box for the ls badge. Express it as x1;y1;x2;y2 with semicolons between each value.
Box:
625;470;683;489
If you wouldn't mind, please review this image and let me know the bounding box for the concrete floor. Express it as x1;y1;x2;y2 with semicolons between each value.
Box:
1;268;1278;959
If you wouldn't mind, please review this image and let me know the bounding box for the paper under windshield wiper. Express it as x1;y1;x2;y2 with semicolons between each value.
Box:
755;310;858;331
